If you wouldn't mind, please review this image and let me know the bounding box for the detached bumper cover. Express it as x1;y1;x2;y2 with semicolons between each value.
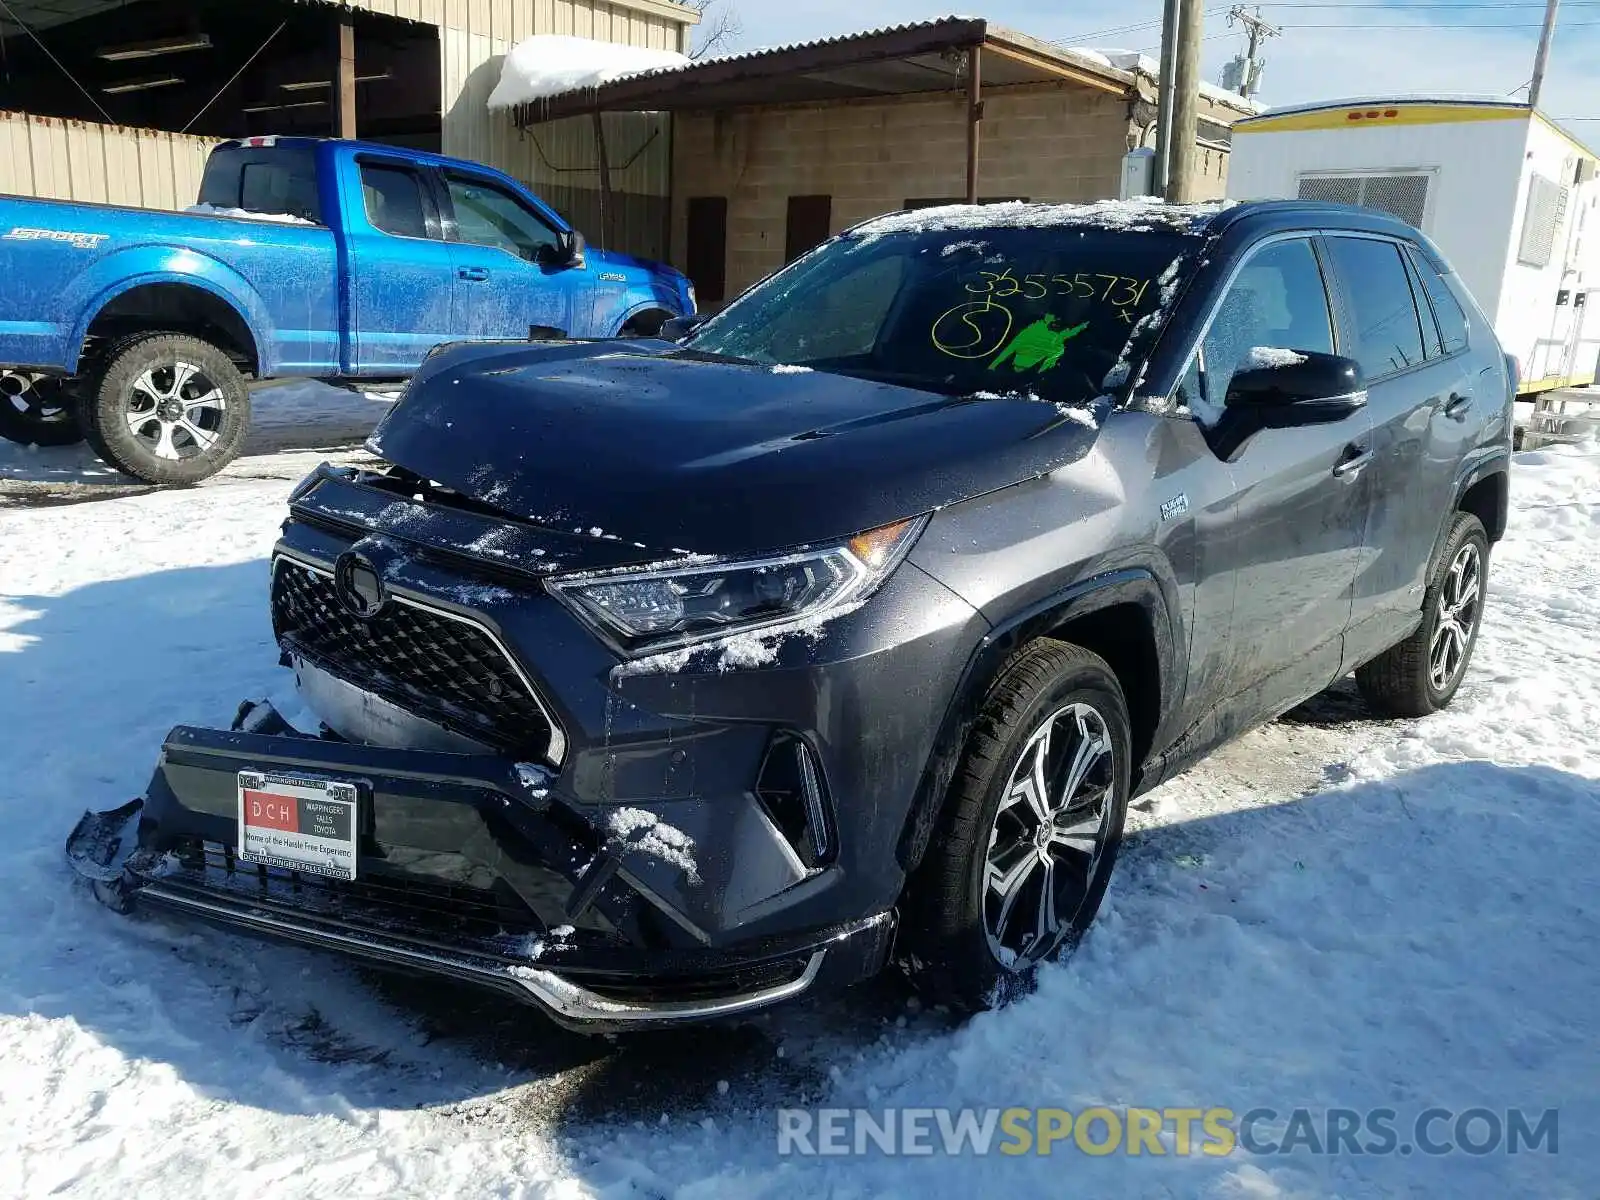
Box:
67;718;894;1031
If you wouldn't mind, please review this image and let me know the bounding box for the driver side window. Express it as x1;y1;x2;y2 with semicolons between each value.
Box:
1198;238;1335;413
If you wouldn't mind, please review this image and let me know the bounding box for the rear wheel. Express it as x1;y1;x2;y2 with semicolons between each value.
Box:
1356;511;1488;717
77;332;249;485
0;370;82;446
901;640;1131;1012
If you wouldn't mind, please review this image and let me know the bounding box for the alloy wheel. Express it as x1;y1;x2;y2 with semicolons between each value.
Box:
1429;541;1482;692
125;361;227;462
984;701;1117;968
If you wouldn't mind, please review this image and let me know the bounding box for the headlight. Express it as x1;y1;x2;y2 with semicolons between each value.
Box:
549;516;926;656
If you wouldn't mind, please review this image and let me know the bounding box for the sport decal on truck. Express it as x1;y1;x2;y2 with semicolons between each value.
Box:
3;226;109;250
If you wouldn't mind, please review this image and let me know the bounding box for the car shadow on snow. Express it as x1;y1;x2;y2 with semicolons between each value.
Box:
3;561;1594;1156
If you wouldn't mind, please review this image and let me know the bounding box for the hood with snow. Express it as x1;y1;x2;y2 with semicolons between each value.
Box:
365;340;1104;560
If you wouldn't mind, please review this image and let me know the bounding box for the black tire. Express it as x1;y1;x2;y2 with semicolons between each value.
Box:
0;370;82;446
1356;511;1489;717
901;639;1132;1012
76;332;249;485
619;310;671;338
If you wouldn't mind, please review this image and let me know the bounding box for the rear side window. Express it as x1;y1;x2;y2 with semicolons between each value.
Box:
198;146;321;222
1324;237;1426;378
1406;247;1470;356
361;164;430;240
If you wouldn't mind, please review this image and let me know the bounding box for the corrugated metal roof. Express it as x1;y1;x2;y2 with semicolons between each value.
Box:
512;16;1154;123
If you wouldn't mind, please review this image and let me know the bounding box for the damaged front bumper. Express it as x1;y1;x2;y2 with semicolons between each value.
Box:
65;704;895;1031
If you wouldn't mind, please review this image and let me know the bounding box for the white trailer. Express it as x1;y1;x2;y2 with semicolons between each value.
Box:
1226;98;1600;426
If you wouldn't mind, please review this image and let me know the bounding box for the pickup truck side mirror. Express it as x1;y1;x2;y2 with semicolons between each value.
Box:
538;229;586;269
660;312;708;342
1211;350;1367;458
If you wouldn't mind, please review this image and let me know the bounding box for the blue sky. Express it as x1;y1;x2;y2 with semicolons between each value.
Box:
711;0;1600;133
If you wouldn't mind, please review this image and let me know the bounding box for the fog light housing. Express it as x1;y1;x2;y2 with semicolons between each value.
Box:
755;733;833;870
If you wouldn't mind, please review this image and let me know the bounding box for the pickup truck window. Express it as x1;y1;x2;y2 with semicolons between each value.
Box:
446;176;560;261
361;164;432;240
1200;238;1335;408
199;146;321;223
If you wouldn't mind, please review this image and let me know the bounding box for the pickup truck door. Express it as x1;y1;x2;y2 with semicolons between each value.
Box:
1182;236;1373;734
1329;237;1485;671
347;158;458;373
438;171;587;340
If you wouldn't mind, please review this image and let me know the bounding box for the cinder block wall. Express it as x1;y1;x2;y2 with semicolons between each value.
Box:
671;83;1241;296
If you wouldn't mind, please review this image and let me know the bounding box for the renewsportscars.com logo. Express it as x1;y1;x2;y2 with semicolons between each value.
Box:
776;1106;1559;1158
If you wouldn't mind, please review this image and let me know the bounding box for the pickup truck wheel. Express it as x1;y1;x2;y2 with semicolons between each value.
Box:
1356;511;1489;717
0;371;82;446
900;640;1131;1013
78;333;249;485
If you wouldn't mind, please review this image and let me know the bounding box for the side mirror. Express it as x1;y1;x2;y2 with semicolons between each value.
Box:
539;229;587;269
1225;350;1366;426
660;312;708;342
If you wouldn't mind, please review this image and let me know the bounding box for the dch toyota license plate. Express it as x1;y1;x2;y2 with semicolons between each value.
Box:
236;771;359;881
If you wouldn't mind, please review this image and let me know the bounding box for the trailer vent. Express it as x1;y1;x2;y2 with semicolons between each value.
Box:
1297;172;1430;228
1518;173;1569;268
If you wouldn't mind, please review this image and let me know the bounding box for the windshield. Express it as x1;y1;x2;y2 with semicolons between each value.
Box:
683;224;1194;405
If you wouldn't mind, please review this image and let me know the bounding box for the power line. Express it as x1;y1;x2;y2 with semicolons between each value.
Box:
1282;18;1597;24
0;0;114;125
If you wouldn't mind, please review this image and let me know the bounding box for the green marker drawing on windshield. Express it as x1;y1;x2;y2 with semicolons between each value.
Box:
989;315;1089;373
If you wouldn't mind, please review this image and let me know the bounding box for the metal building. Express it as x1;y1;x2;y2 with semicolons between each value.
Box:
0;0;692;258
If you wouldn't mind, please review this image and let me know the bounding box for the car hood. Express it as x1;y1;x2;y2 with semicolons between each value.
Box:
367;343;1101;558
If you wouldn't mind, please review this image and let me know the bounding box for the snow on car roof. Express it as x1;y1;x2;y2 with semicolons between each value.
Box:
850;197;1230;239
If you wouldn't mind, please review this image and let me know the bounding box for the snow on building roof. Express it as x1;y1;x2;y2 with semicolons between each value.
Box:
487;35;689;109
1070;47;1263;115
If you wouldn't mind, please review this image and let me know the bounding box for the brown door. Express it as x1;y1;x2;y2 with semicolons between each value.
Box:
785;195;832;263
685;196;728;306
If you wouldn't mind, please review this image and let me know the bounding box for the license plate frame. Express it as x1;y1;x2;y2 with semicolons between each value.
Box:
236;770;360;881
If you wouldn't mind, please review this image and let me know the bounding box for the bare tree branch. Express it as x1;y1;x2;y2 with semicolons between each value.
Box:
686;0;741;60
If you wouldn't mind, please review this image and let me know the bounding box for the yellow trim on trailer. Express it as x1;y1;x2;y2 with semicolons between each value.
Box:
1518;373;1596;397
1235;103;1529;135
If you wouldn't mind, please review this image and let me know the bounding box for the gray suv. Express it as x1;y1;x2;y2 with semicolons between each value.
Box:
70;199;1511;1027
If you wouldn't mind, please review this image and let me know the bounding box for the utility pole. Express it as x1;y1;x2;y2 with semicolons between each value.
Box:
1225;5;1280;98
1166;0;1204;203
1528;0;1560;109
1154;0;1181;194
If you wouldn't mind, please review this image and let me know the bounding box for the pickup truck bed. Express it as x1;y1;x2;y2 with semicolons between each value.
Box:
0;136;693;484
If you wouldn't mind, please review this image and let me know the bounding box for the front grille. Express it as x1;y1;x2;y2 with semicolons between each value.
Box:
568;956;814;1004
179;839;543;945
271;557;555;755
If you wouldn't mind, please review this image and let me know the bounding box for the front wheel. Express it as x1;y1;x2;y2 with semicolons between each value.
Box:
0;370;82;446
77;333;250;485
901;639;1131;1012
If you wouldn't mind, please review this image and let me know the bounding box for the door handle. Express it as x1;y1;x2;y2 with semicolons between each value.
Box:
458;267;490;282
1332;444;1373;478
1444;391;1474;421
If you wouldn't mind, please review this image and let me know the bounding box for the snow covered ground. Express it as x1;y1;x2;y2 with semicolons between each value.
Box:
0;382;391;501
0;443;1596;1197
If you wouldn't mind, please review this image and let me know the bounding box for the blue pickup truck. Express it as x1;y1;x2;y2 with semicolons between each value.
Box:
0;136;694;483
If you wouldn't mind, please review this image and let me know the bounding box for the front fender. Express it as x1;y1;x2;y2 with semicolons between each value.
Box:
895;565;1181;873
64;247;272;373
